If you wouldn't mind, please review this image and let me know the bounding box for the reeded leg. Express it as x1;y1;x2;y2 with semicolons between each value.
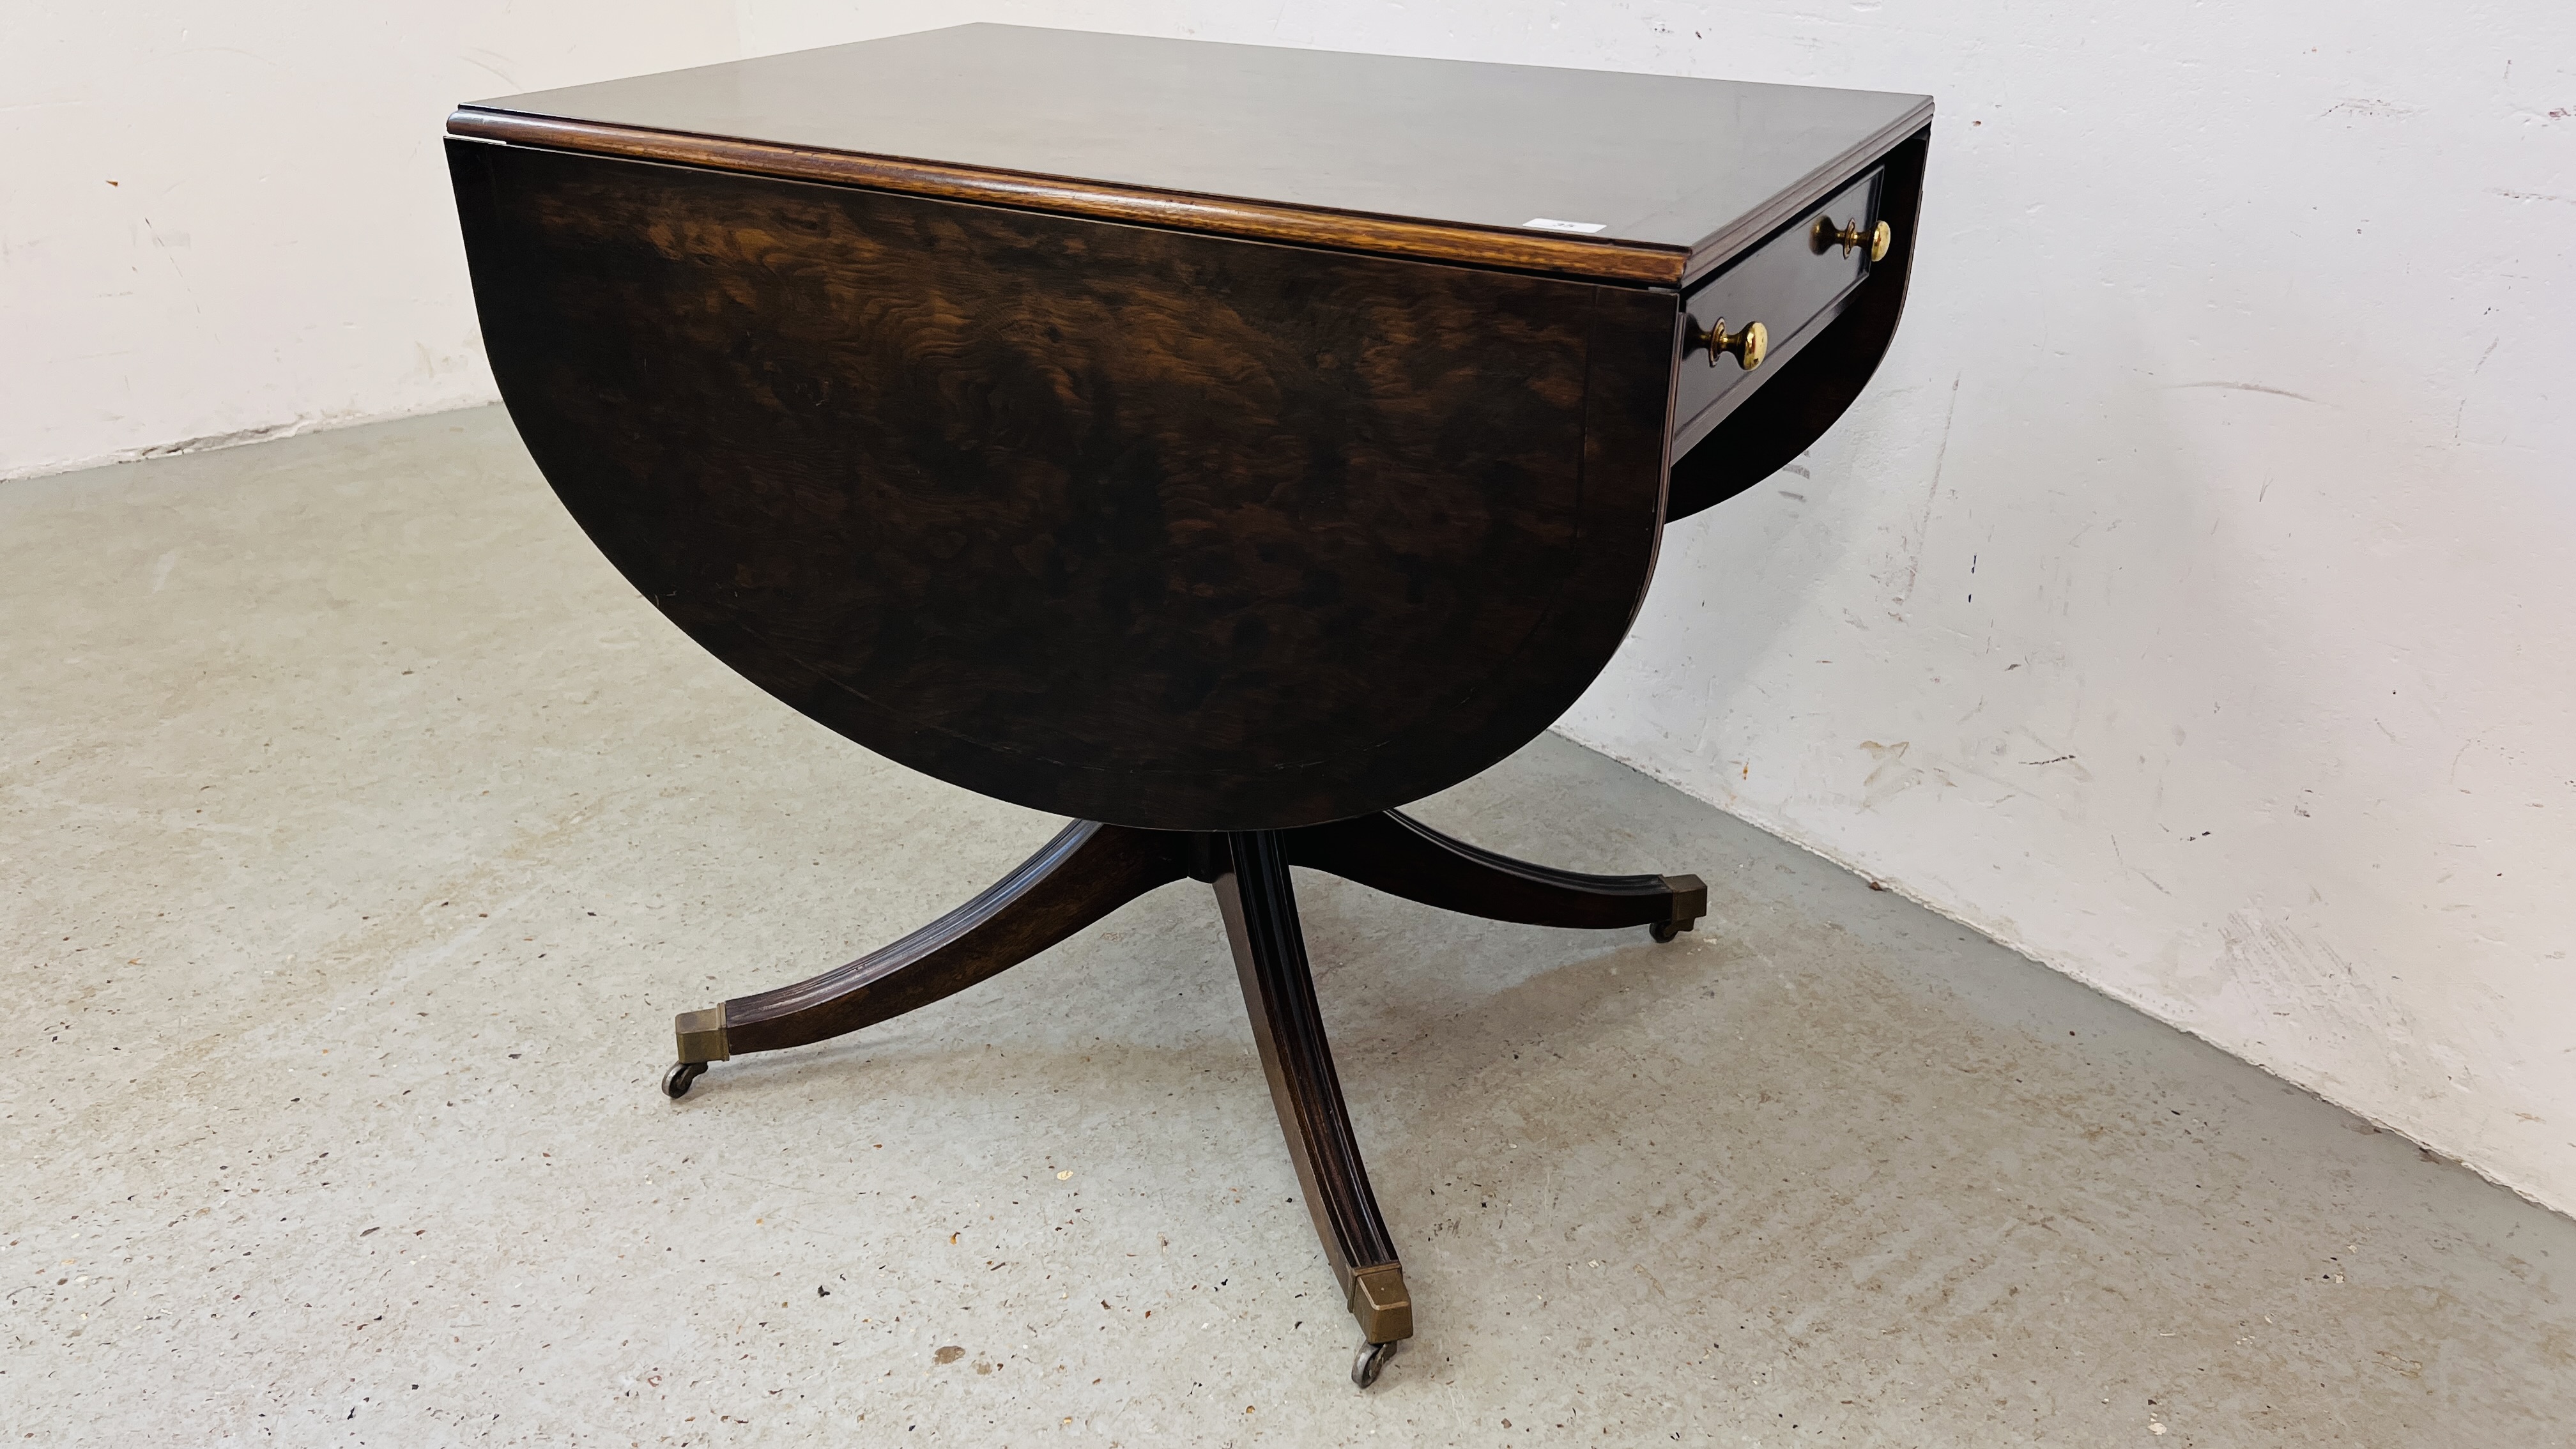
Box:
664;820;1189;1096
1284;809;1706;939
1213;830;1413;1388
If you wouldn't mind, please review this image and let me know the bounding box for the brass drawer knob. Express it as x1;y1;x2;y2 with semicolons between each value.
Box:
1687;316;1767;371
1816;216;1892;263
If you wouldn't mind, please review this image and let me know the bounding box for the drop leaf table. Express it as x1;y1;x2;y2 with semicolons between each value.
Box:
446;24;1929;1389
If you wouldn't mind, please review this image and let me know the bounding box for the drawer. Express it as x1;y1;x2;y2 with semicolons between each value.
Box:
1671;167;1887;456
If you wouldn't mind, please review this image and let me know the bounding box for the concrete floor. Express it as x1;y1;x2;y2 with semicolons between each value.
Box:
6;408;2573;1448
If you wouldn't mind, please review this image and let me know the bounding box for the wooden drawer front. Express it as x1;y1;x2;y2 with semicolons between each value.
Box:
1672;167;1885;454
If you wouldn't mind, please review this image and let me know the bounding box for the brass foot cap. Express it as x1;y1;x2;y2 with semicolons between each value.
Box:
675;1005;730;1064
1661;873;1708;923
1347;1264;1413;1344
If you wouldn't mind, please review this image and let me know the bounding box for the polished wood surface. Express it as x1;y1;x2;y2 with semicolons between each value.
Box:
717;821;1188;1059
659;811;1707;1363
1216;830;1413;1353
446;110;1685;285
450;139;1676;831
1666;128;1928;520
451;23;1929;286
1673;165;1882;456
1288;809;1703;933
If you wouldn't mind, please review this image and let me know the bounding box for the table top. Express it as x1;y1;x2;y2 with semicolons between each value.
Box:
452;24;1930;286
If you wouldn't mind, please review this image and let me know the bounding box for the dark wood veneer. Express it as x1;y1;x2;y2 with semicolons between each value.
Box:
721;821;1188;1057
1289;809;1705;931
1216;830;1413;1350
1667;128;1929;521
663;811;1705;1372
451;139;1676;831
452;24;1931;285
446;111;1691;285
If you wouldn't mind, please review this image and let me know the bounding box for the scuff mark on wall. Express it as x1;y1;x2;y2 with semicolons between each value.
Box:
2173;381;2323;403
1885;376;1959;621
1859;740;1924;809
2320;97;2425;120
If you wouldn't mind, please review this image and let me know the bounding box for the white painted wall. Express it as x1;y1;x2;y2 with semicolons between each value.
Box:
1;2;739;480
12;2;2572;1215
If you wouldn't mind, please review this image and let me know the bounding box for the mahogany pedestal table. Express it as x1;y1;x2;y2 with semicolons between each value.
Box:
445;24;1931;1389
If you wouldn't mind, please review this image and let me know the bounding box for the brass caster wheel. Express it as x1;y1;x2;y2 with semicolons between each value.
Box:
663;1061;709;1099
1650;918;1695;943
1353;1338;1399;1390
